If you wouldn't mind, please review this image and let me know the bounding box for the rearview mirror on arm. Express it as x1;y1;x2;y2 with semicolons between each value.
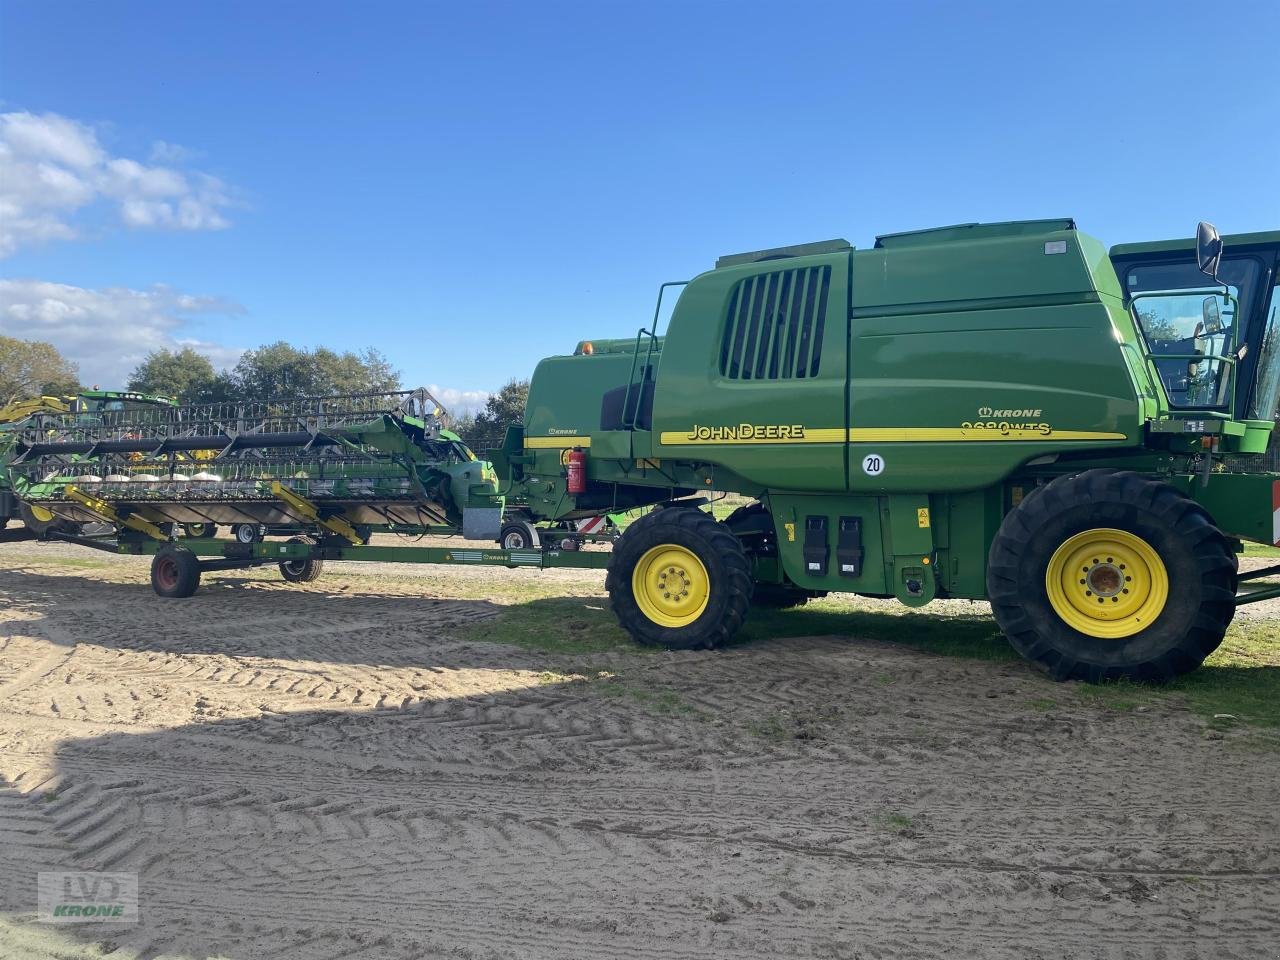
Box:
1196;220;1223;281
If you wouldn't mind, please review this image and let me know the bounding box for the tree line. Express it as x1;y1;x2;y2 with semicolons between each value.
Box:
0;335;527;452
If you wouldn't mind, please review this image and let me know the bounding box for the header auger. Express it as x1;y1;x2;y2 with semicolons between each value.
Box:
6;218;1278;683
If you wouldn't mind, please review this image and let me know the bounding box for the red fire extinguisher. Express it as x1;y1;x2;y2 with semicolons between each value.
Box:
566;447;587;494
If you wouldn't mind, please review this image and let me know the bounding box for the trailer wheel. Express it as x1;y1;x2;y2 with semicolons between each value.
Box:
279;536;324;583
183;522;218;539
233;523;263;544
987;469;1236;682
151;548;201;598
499;520;540;550
607;507;752;650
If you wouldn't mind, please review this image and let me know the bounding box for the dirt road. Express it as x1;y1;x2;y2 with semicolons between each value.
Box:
1;537;1277;959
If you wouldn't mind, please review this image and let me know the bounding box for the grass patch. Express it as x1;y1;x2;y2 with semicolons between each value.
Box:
735;597;1017;662
474;596;638;655
1242;542;1280;558
5;552;112;570
746;705;841;741
1070;620;1280;728
596;679;700;717
875;811;916;833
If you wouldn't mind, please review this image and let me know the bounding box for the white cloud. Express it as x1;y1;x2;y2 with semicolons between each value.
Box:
0;111;238;257
0;278;246;388
427;383;491;418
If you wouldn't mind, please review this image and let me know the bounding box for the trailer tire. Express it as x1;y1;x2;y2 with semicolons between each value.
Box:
151;548;201;598
183;522;218;539
499;521;540;550
987;469;1236;682
607;506;752;650
279;536;324;583
233;523;263;544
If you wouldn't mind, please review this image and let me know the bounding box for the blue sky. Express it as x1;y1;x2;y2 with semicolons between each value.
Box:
2;0;1277;410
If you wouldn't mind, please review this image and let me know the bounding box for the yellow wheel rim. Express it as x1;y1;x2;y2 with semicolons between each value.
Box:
631;544;710;628
29;504;54;523
1045;528;1168;639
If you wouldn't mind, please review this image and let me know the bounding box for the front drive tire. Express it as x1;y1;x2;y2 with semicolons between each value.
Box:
606;507;752;650
987;469;1236;682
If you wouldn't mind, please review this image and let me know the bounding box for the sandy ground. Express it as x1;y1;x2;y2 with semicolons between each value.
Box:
0;533;1278;960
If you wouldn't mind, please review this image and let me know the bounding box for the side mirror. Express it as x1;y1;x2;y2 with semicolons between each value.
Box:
1201;296;1223;334
1196;220;1223;281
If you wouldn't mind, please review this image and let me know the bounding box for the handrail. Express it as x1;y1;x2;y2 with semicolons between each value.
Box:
620;281;687;431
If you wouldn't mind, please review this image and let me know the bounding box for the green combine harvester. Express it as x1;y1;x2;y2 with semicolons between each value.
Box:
7;218;1279;682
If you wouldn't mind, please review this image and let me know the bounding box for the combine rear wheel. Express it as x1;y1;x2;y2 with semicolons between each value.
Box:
279;536;324;583
987;469;1236;682
606;507;752;650
151;549;201;598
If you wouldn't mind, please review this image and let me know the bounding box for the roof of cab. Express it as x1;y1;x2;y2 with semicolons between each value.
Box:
1110;229;1280;259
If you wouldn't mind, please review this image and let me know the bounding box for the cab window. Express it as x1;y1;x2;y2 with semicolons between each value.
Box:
1125;258;1260;408
1252;274;1280;421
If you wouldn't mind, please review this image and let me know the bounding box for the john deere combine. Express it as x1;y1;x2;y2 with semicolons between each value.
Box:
7;219;1278;682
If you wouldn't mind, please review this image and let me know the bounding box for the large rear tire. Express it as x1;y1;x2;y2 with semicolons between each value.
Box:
987;469;1236;682
606;507;752;650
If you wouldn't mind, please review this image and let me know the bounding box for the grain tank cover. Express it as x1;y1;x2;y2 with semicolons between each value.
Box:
874;218;1077;248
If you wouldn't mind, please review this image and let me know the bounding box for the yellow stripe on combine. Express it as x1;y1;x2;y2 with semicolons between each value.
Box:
847;428;1128;443
524;435;592;449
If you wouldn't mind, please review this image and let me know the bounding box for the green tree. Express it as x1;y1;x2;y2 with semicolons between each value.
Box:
0;335;80;404
127;347;217;402
1137;308;1181;342
460;379;529;452
229;342;401;401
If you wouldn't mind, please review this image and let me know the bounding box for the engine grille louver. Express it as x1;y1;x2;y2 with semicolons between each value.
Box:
718;265;831;380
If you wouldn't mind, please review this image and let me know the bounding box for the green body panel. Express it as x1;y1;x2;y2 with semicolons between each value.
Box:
1177;472;1280;547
